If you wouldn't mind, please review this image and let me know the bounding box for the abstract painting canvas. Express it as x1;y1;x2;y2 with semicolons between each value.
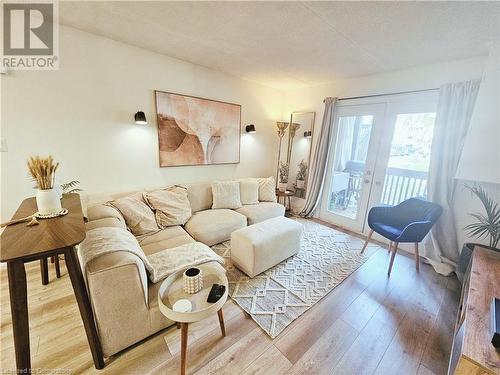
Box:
155;91;241;167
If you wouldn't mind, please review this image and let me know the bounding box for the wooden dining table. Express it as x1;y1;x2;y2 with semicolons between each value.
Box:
0;194;104;371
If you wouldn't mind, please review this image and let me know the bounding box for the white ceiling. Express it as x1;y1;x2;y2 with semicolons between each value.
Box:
59;1;500;90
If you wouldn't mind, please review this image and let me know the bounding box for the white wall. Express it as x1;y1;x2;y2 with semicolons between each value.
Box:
457;43;500;185
284;57;486;116
1;26;284;221
284;56;500;250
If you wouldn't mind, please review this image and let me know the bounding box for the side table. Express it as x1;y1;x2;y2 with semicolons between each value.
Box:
158;262;228;375
0;194;104;371
276;189;294;213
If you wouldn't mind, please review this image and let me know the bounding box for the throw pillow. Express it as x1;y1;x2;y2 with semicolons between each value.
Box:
144;186;192;228
257;177;277;202
108;192;159;236
211;181;242;209
238;178;259;205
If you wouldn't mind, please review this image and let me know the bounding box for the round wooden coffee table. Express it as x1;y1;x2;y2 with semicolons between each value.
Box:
158;262;228;375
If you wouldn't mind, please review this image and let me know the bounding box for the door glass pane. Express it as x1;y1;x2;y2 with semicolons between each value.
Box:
328;115;374;219
381;113;436;205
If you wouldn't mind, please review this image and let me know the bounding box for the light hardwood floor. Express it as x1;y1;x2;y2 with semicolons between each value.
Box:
0;233;460;375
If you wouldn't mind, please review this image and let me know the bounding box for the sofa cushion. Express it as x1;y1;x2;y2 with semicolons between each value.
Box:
235;202;285;225
239;178;259;205
184;209;247;246
212;181;242;209
108;193;159;236
257;177;277;202
144;186;192;228
87;204;125;224
186;182;213;213
138;226;195;256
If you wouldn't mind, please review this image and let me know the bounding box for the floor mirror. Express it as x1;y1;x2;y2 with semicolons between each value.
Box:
286;111;316;198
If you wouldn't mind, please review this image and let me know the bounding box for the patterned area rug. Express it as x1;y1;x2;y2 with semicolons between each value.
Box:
211;218;375;338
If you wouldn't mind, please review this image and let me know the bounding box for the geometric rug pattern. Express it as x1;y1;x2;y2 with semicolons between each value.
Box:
211;218;376;338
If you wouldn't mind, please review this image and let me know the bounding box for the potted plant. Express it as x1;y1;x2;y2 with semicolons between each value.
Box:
278;162;289;192
61;180;82;195
28;155;62;215
296;160;307;189
456;184;500;282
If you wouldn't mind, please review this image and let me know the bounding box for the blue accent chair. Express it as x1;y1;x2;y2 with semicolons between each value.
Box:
360;198;443;276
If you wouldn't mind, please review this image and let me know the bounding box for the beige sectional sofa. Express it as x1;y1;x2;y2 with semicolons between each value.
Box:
81;180;284;357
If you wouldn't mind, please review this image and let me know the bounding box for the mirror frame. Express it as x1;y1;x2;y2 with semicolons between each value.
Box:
286;111;316;191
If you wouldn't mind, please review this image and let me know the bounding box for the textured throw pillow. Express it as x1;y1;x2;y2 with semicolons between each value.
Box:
212;181;242;209
144;186;192;228
108;192;159;236
258;177;277;202
239;178;259;205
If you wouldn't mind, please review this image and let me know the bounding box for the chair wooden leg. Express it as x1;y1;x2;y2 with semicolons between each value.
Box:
388;242;399;276
414;242;420;271
389;241;393;252
360;229;374;254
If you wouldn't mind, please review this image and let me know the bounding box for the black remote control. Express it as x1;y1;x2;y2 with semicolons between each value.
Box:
207;284;225;303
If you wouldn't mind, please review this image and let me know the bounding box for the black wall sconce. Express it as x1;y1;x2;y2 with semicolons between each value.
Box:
134;111;148;125
304;130;312;138
245;124;256;133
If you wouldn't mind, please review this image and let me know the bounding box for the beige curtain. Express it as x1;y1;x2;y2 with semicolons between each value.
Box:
300;97;338;217
423;80;480;275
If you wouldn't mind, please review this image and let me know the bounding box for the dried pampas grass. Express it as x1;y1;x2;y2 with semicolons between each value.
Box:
27;155;59;190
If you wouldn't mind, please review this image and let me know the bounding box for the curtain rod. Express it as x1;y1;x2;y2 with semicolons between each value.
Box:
323;88;439;102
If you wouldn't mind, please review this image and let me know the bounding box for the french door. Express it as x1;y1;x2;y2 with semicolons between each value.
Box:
319;92;438;238
319;103;386;232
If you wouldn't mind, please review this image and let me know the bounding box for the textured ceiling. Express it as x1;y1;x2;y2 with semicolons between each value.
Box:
59;1;500;90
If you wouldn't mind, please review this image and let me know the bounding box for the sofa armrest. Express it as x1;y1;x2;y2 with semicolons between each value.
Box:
86;251;148;304
84;251;152;357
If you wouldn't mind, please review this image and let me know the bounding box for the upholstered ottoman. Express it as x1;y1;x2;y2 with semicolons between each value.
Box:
230;216;303;277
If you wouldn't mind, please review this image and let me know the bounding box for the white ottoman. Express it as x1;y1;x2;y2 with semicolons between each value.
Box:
230;216;303;277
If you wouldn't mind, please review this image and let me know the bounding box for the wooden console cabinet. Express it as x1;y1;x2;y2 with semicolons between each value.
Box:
448;246;500;375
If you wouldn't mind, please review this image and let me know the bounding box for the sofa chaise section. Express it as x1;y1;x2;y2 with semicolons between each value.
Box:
184;209;247;246
235;202;285;225
138;225;195;254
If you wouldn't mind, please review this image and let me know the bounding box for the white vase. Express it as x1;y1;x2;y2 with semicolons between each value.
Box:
296;180;305;189
36;189;62;215
278;182;287;192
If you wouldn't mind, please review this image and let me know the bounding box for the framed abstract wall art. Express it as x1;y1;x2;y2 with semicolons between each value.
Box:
154;90;241;167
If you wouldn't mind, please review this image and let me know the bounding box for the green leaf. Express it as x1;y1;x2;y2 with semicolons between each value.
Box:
464;183;500;248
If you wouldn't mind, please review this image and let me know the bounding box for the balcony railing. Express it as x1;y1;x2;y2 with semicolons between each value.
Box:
381;167;428;205
327;165;428;216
